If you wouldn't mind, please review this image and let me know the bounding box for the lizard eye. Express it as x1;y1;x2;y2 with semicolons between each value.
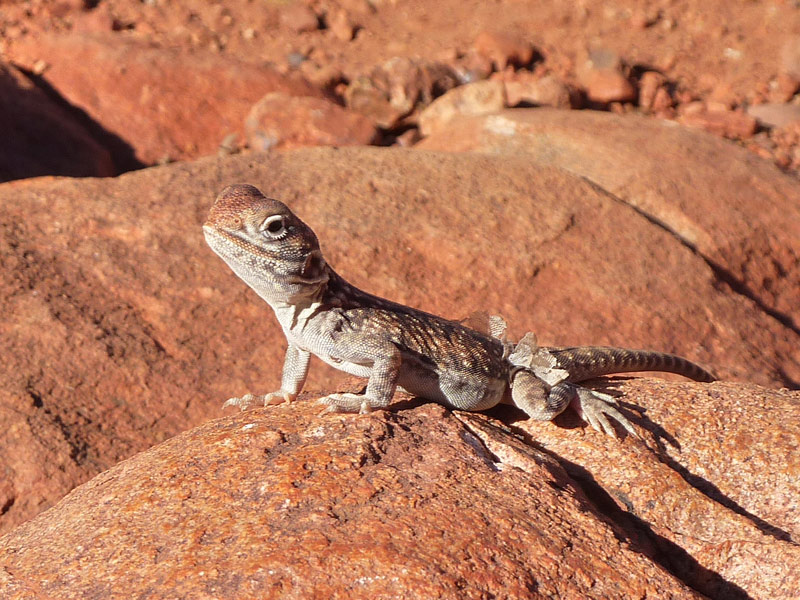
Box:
261;215;287;239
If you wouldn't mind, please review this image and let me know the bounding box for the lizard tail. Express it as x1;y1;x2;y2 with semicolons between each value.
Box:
544;346;716;383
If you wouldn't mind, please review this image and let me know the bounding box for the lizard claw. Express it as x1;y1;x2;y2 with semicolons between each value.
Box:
222;391;296;411
263;390;297;405
573;387;638;439
223;393;262;411
317;393;374;414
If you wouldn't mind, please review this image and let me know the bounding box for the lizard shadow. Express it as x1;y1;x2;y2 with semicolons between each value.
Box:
583;378;795;544
448;400;753;598
396;381;793;545
548;454;755;600
481;399;757;599
455;401;755;599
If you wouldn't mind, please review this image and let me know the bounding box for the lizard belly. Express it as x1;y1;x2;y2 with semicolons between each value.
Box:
397;360;506;411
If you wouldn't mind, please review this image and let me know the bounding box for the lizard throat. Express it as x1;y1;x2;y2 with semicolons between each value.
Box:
301;250;326;281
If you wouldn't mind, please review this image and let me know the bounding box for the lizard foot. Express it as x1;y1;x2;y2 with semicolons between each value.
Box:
222;391;297;411
317;393;374;414
572;387;638;439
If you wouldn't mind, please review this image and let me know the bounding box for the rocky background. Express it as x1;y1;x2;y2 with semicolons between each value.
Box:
4;0;800;176
0;1;799;599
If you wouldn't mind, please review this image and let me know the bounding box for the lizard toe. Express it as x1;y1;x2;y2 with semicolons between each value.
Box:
574;387;639;439
263;390;296;406
222;393;261;411
317;392;364;413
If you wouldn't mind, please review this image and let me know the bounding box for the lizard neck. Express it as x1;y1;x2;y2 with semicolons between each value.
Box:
262;264;338;334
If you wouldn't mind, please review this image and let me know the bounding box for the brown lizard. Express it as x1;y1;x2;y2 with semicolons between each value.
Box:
203;183;715;437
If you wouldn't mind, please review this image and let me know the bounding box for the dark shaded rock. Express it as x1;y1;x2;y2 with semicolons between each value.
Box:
0;61;114;182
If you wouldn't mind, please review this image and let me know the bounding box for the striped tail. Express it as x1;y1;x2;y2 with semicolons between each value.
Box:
544;346;716;383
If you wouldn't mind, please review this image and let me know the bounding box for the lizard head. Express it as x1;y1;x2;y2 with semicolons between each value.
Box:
203;183;329;305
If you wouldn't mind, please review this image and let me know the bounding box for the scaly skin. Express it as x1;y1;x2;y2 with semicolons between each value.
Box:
204;183;715;438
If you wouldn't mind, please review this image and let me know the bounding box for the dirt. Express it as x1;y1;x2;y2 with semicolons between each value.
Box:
2;0;800;174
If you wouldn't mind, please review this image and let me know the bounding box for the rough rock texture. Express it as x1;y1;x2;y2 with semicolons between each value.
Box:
577;47;637;104
503;73;573;109
345;58;461;129
245;92;378;151
0;146;797;536
747;102;800;129
512;380;800;599
418;108;800;343
678;106;758;139
418;80;505;136
2;378;798;599
0;61;114;182
4;0;800;174
9;33;324;167
0;401;705;599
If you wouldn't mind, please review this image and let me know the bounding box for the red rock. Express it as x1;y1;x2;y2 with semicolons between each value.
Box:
329;8;355;41
71;3;116;33
452;49;494;83
340;0;373;14
780;36;800;80
652;87;674;114
279;4;319;33
517;380;800;600
344;76;409;128
417;109;800;348
681;100;706;116
629;10;656;29
418;80;505;136
504;72;571;108
708;81;737;108
747;102;800;129
374;57;460;110
769;73;800;103
679;107;758;138
345;58;460;128
298;62;345;90
583;46;622;71
244;92;378;150
638;71;669;112
0;402;708;598
473;30;534;70
0;144;797;537
577;47;637;104
584;69;637;104
8;33;325;166
0;61;114;181
394;127;421;146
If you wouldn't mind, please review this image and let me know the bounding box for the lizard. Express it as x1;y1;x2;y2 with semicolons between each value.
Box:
203;183;715;438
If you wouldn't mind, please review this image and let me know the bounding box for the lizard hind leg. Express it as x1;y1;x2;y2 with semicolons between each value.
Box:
510;369;569;421
511;369;638;438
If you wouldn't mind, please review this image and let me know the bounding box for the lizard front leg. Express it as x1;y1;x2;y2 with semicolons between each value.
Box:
223;343;311;410
318;348;401;414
